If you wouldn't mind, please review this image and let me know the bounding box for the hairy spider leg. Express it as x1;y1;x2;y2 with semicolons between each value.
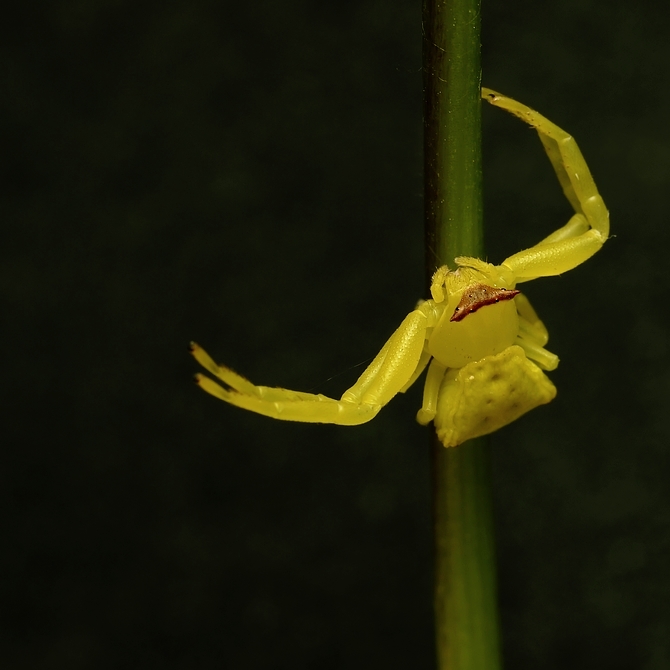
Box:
482;88;609;281
191;302;438;425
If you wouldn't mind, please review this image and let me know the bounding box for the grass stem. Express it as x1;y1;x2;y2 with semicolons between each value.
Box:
422;0;503;667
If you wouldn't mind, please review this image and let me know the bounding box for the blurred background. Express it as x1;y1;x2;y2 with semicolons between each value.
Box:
2;0;669;668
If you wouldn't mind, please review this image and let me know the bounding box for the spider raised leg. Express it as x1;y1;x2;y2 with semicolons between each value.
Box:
482;88;609;280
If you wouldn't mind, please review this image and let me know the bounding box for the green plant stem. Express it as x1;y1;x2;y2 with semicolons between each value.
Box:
423;1;503;669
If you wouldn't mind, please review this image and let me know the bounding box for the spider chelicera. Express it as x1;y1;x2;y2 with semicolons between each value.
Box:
191;88;608;447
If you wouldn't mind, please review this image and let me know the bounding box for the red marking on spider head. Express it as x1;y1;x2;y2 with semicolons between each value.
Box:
450;284;520;322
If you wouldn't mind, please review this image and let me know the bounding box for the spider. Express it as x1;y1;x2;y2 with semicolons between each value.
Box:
191;88;608;447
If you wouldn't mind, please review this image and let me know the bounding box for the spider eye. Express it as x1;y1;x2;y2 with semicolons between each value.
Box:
450;284;520;322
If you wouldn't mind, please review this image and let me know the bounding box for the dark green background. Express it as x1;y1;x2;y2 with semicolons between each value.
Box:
3;1;669;668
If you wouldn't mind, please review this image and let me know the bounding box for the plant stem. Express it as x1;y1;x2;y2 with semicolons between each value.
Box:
423;1;503;669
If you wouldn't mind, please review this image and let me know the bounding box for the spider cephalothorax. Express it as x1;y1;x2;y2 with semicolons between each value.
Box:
191;88;608;447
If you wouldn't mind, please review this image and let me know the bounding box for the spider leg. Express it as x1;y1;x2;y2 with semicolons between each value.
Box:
482;88;609;281
191;302;437;426
399;349;432;393
192;342;378;424
514;294;558;370
194;370;380;424
416;358;447;426
514;293;548;345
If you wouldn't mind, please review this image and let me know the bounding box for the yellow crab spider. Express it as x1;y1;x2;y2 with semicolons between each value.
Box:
191;88;608;447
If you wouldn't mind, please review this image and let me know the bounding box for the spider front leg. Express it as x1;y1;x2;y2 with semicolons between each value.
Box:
191;301;438;426
482;88;609;281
